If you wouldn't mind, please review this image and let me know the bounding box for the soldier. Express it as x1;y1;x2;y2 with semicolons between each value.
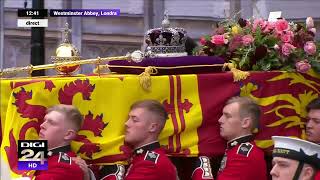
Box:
305;98;320;179
271;136;320;180
76;100;177;180
215;96;267;179
306;98;320;145
34;104;84;180
122;99;177;180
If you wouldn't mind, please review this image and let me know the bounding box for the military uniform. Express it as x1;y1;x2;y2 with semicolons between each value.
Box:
315;142;320;180
125;141;177;180
316;171;320;180
191;156;214;180
217;135;267;180
34;145;83;180
100;164;125;180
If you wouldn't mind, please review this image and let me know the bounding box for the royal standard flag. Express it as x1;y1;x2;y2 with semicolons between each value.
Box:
1;70;319;178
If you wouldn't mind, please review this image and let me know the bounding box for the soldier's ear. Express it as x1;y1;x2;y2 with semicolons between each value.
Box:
149;122;158;133
241;117;251;129
64;129;77;140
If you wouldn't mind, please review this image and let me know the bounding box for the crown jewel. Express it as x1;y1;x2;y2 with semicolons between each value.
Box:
144;11;187;57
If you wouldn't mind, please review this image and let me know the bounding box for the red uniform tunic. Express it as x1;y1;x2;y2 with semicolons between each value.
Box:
100;164;125;180
315;171;320;180
191;156;214;180
217;135;267;180
34;145;83;180
125;142;177;180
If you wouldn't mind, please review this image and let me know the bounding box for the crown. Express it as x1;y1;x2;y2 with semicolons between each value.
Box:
144;11;187;57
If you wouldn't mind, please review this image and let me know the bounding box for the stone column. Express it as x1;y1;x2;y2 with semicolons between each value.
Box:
0;0;4;69
71;0;83;73
241;0;253;19
144;0;153;32
153;0;164;28
229;0;241;19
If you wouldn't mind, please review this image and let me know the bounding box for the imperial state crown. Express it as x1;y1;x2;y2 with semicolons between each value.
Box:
144;11;188;57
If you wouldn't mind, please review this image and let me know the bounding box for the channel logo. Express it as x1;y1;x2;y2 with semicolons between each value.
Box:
18;140;48;170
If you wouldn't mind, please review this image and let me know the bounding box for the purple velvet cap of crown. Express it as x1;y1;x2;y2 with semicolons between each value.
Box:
110;56;224;67
108;56;226;75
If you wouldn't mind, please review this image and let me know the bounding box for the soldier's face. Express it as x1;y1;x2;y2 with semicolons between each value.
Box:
39;111;70;149
306;109;320;144
125;108;154;148
218;102;243;141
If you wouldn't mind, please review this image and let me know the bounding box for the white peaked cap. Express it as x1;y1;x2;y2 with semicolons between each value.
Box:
272;136;320;169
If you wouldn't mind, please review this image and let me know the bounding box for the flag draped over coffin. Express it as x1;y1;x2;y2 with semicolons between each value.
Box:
0;71;319;178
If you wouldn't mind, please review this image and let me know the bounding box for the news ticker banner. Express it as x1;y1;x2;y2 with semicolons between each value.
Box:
0;71;319;178
17;9;120;27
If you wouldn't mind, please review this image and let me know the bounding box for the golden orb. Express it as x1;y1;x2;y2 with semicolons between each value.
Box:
51;23;81;75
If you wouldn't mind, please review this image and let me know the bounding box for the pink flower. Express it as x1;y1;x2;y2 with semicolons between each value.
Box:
211;35;228;45
280;31;294;43
229;35;243;51
306;17;314;29
242;35;254;46
253;18;267;32
295;60;311;73
304;41;317;55
200;37;207;45
280;34;291;43
309;28;316;35
281;43;296;56
262;21;275;33
275;19;289;32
